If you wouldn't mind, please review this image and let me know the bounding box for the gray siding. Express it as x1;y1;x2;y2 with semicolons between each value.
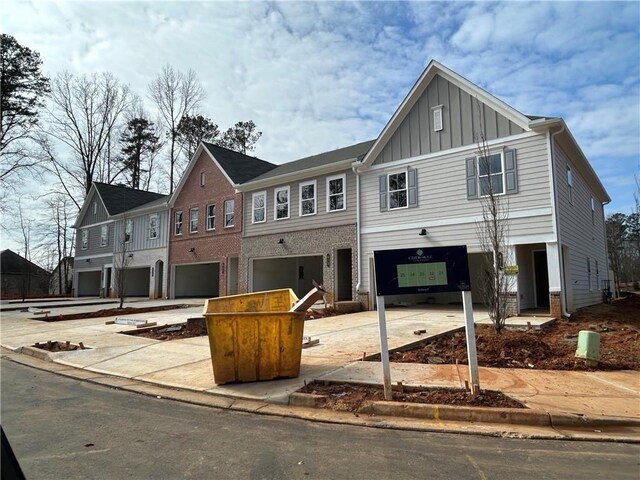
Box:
554;141;608;310
113;209;169;252
76;221;114;257
374;74;525;165
243;169;357;237
79;190;109;226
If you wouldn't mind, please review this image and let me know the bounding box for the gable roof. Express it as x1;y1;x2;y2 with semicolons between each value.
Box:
358;60;533;169
93;182;166;216
1;249;49;275
236;139;375;191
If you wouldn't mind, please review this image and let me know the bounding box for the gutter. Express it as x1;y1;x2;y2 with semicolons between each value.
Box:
353;165;362;294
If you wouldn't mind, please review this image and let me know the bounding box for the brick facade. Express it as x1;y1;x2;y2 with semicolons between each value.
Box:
549;291;562;318
168;150;243;298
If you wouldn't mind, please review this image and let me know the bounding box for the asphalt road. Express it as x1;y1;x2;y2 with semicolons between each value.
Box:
1;359;638;480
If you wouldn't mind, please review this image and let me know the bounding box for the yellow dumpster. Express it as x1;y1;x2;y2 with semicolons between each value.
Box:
203;289;305;385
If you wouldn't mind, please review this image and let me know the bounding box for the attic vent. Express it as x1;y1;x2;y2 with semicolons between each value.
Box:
432;105;443;132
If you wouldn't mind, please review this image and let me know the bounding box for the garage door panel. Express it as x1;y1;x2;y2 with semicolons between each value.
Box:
77;271;101;296
175;263;219;298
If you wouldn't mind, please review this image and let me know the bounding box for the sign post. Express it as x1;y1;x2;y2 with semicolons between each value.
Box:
373;246;480;396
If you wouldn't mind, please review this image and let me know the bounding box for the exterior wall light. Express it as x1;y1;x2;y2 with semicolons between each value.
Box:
419;228;428;236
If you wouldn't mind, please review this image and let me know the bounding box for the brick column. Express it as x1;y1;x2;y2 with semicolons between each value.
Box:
549;292;562;318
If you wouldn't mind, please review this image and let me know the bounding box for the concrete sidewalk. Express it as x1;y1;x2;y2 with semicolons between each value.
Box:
1;298;638;436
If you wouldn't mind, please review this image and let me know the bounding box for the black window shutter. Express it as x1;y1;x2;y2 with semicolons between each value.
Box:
379;175;387;211
408;168;418;208
504;149;518;194
466;157;478;199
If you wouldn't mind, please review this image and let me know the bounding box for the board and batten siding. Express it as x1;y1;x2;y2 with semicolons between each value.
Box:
359;133;555;294
76;222;114;257
113;209;169;252
373;74;525;165
242;169;357;237
554;141;608;311
79;190;109;227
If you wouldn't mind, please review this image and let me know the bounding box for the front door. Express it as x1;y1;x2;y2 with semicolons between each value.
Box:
533;250;549;308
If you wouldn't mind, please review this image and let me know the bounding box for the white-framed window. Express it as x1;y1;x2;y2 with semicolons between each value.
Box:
189;208;198;233
148;214;159;239
124;219;133;243
175;211;183;235
432;104;443;132
591;196;595;225
224;199;234;227
200;171;205;187
478;152;504;196
206;204;215;230
567;166;573;204
81;229;89;250
93;202;97;215
587;257;592;291
252;191;266;224
299;180;316;216
274;186;290;220
100;225;108;247
327;174;346;212
388;171;408;210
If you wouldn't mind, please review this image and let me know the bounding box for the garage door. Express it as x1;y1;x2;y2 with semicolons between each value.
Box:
123;267;150;297
77;271;101;296
174;263;219;298
252;256;323;299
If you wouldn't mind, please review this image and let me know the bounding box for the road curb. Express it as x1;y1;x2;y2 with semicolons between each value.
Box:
289;392;640;428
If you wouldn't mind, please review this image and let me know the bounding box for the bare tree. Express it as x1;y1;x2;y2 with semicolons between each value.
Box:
113;214;133;308
148;65;205;194
46;71;132;200
474;106;516;333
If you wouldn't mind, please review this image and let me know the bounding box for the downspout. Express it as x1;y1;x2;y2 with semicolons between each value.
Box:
353;165;362;295
548;124;570;317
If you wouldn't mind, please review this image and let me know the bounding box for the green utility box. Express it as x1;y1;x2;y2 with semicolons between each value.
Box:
575;330;600;367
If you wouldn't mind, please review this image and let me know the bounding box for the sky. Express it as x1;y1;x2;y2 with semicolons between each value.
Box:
1;0;639;254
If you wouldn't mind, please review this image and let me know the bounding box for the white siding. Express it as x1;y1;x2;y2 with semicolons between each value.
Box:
554;141;608;310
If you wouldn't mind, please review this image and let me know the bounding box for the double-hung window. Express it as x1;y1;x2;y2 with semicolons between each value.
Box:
388;172;408;209
591;196;595;225
478;153;504;196
252;191;266;223
206;204;215;230
100;225;108;247
175;211;183;235
81;229;89;250
124;219;133;243
224;199;234;227
327;174;345;212
300;180;316;216
189;208;198;233
148;214;158;239
567;166;573;204
274;186;290;220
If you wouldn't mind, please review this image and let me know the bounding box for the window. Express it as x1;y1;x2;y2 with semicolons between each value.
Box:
124;219;133;243
200;171;205;187
100;225;108;247
591;196;595;225
189;208;199;233
274;186;290;220
252;191;266;223
175;211;183;235
327;174;346;212
148;214;158;239
478;153;504;196
224;199;234;227
388;172;408;209
93;202;97;215
587;257;592;291
432;105;443;132
81;229;89;250
206;204;215;230
300;180;316;216
567;166;573;203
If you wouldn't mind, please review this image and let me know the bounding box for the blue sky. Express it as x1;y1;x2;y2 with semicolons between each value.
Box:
2;1;639;251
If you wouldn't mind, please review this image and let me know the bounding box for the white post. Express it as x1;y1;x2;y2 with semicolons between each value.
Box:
376;295;393;400
462;290;480;394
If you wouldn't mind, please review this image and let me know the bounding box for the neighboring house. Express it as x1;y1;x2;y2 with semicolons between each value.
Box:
73;182;165;297
236;140;373;300
0;249;50;298
49;256;74;295
167;142;276;298
353;60;609;316
111;195;169;299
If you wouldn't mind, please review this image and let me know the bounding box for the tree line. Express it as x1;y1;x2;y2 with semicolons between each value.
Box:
0;33;263;290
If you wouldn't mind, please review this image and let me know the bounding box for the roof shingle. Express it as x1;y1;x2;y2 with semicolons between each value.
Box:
202;142;277;184
93;182;167;216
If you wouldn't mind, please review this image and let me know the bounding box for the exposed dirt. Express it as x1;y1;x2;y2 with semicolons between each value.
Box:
386;294;640;371
32;340;90;352
298;381;525;411
32;304;192;322
131;320;207;340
